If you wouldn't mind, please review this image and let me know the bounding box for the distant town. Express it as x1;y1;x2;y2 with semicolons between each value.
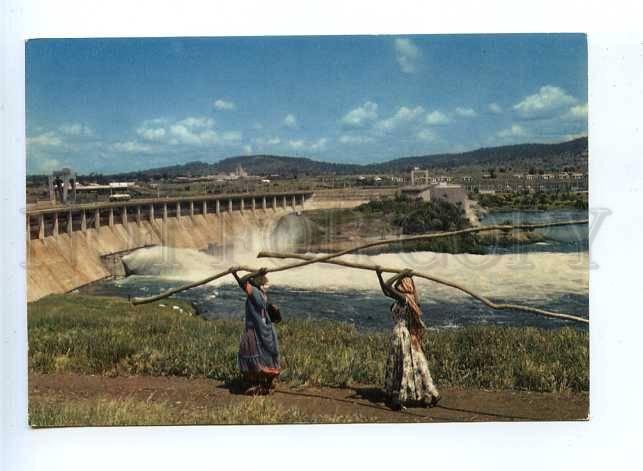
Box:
26;137;588;210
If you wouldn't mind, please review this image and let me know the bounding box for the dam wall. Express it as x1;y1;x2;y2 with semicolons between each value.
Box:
304;187;397;209
26;191;311;302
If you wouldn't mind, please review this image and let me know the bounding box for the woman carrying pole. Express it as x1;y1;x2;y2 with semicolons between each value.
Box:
230;267;281;395
375;266;441;410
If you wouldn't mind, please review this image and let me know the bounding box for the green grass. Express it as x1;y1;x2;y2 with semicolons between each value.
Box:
472;191;588;211
29;396;373;427
28;294;589;393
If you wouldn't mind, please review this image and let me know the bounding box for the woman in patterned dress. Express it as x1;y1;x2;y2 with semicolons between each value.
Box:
231;267;281;395
375;267;441;410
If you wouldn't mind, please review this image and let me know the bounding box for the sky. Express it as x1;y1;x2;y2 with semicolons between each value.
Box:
26;34;588;174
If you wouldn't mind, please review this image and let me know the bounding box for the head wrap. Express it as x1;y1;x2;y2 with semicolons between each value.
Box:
249;274;269;288
394;276;425;347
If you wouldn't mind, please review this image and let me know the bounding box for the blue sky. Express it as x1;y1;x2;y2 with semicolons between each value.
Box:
26;34;587;174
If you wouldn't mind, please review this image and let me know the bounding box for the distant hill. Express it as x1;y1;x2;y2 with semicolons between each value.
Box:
109;154;361;180
365;137;588;172
209;154;361;176
105;137;587;179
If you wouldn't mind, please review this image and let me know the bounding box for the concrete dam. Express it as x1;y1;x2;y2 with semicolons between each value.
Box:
26;191;313;302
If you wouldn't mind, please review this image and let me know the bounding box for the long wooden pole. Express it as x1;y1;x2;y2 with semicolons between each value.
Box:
130;265;255;305
258;251;589;325
256;219;588;275
131;219;588;307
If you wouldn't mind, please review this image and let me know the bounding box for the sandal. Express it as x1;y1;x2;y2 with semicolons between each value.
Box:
244;385;264;396
429;394;442;407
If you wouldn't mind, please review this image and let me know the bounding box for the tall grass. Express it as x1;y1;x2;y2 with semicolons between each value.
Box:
29;396;373;427
29;294;589;393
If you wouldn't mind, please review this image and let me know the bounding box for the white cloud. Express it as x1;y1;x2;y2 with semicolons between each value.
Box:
492;115;587;145
339;134;374;145
395;38;420;74
137;118;171;141
27;131;63;147
562;103;588;121
376;106;425;132
288;139;305;150
134;116;241;147
221;131;242;142
175;117;215;129
488;103;503;114
425;110;452;125
497;124;527;139
243;145;253;154
563;133;588;141
169;124;217;146
287;137;327;152
284;114;298;128
255;136;282;147
309;138;328;151
416;128;439;142
59;123;94;137
137;126;167;141
340;101;379;128
213;99;236;111
112;141;153;153
253;136;282;149
513;85;577;118
266;137;281;145
455;107;477;118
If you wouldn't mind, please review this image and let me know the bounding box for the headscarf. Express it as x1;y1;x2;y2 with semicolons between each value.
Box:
394;276;425;347
249;274;269;289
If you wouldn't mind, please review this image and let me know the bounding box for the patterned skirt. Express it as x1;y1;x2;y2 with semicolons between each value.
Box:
384;320;439;405
237;327;281;376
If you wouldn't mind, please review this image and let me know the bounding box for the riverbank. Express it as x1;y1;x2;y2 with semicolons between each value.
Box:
297;199;584;255
28;294;588;425
298;196;483;254
472;191;588;212
29;373;589;427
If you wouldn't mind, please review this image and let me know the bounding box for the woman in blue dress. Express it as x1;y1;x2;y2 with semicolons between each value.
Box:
231;267;281;395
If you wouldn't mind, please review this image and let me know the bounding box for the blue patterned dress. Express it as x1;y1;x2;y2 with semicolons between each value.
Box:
237;287;280;374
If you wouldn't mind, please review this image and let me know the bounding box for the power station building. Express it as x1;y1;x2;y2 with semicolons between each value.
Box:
399;182;468;208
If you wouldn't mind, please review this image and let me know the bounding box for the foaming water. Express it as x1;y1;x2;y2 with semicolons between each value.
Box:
100;209;589;331
122;246;588;306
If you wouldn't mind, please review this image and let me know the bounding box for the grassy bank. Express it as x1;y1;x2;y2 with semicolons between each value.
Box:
29;294;589;393
29;396;372;427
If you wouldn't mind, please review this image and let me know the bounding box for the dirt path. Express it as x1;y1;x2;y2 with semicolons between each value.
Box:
29;373;588;424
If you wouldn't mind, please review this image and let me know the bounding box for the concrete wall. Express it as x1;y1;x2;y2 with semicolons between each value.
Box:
305;187;397;210
26;208;292;303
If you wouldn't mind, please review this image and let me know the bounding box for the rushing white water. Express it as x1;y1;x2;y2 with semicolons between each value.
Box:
122;244;588;306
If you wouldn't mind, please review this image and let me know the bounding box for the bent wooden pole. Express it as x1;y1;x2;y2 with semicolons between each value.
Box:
131;219;588;308
256;219;589;275
258;251;589;325
131;265;255;305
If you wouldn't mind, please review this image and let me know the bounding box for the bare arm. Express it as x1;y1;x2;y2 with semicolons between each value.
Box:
230;268;253;296
375;266;406;302
375;267;391;296
385;269;414;302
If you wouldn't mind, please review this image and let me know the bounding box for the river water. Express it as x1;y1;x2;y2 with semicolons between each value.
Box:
80;209;589;332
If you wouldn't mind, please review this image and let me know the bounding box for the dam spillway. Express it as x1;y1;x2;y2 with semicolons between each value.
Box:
26;191;312;302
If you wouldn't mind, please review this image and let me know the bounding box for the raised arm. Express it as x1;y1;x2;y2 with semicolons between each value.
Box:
375;266;390;295
230;268;253;296
385;269;414;303
375;266;406;302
